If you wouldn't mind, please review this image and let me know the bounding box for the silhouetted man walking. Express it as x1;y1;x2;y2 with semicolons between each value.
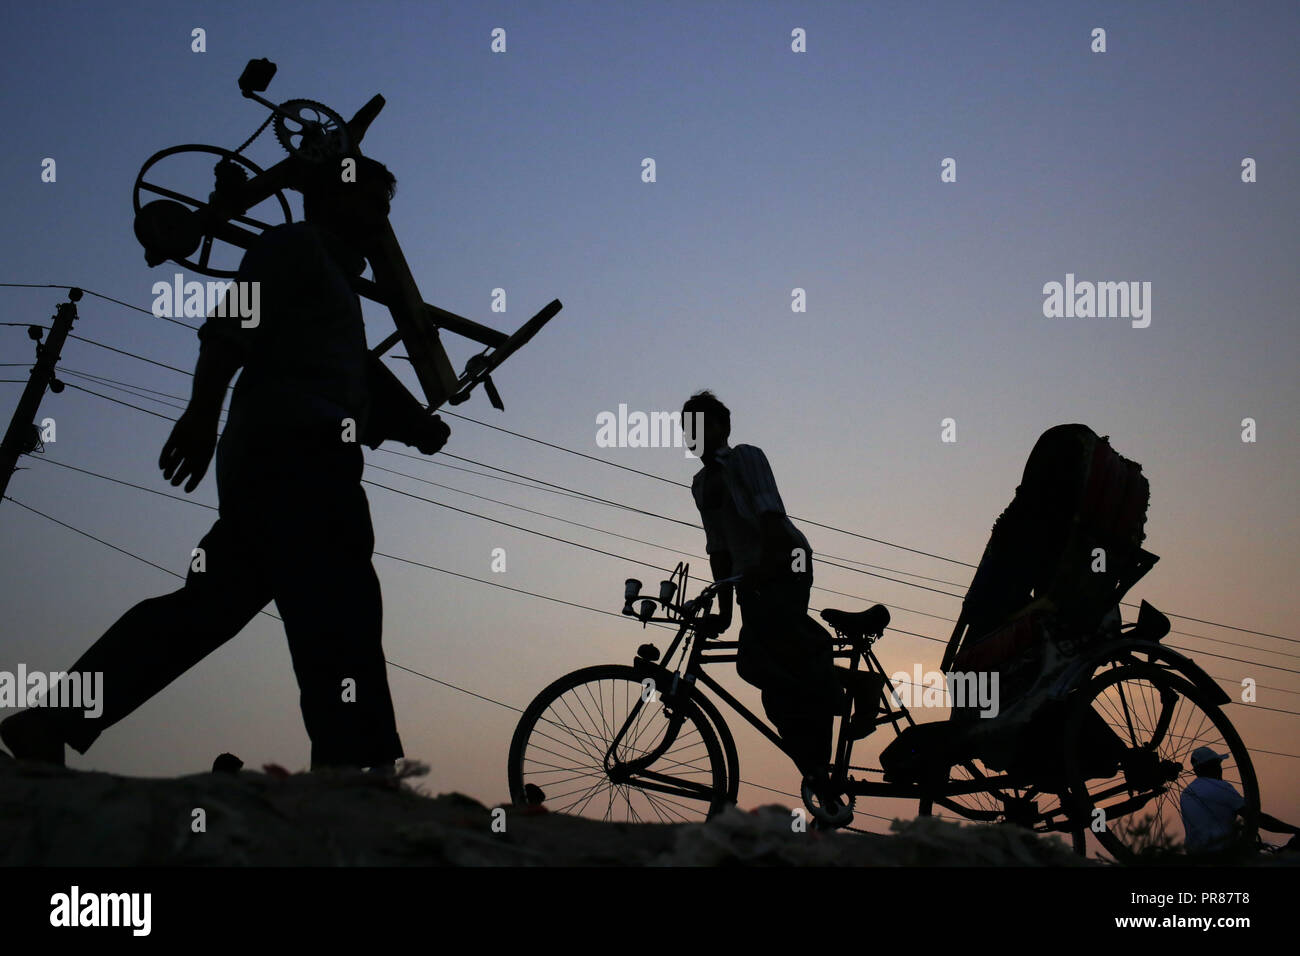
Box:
2;158;449;771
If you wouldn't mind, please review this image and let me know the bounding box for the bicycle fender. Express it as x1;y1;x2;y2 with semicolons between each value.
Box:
632;656;673;686
1049;640;1231;706
684;683;740;804
631;657;692;708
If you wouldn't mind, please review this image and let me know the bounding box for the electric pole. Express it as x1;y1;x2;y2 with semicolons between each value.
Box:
0;288;81;501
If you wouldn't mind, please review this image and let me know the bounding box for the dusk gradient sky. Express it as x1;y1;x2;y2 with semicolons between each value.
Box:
1;1;1297;840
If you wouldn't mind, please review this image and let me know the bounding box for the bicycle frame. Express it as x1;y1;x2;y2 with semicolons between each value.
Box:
604;566;1224;849
694;630;1043;806
619;571;933;799
613;569;1080;830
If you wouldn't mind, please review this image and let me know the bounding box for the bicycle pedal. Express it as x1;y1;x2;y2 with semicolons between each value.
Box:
801;776;854;829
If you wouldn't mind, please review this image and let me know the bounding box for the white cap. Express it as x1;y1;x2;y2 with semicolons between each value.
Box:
1191;746;1230;767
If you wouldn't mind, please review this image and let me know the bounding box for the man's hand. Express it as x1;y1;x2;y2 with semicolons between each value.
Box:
363;354;450;454
159;405;220;492
410;413;450;455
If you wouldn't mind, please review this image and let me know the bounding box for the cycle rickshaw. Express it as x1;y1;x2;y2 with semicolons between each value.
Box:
506;425;1260;863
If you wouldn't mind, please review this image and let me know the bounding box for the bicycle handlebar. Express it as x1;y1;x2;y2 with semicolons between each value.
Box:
620;573;744;625
698;574;744;597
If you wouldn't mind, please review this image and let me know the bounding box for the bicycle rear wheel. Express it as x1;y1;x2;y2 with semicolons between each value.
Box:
1063;662;1259;863
507;664;729;823
919;757;1086;854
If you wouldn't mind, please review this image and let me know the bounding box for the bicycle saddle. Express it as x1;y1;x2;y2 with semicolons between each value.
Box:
820;604;890;639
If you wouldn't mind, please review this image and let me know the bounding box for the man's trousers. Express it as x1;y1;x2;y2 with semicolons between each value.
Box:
50;424;404;768
735;570;842;777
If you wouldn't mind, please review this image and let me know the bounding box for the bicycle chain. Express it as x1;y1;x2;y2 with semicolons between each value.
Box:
232;112;276;157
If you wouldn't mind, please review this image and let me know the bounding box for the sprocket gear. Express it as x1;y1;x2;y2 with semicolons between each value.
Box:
272;98;352;163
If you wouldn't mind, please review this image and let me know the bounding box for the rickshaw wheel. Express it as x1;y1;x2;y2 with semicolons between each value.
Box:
1062;662;1259;864
132;144;294;278
918;757;1086;855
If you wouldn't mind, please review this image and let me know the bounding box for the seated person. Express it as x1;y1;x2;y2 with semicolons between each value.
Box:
1181;747;1300;854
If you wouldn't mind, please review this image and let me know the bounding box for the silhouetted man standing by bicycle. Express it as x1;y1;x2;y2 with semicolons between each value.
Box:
2;157;449;772
682;391;860;807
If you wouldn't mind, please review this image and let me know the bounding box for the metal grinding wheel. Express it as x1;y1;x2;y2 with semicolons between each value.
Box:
132;144;293;277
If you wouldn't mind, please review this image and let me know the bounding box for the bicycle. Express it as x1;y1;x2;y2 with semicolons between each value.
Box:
506;562;1260;862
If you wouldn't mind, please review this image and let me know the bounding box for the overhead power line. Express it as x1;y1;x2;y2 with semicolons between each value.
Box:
23;359;1299;656
10;322;1296;645
39;320;989;569
21;450;1300;698
8;490;1300;757
62;382;180;421
66;333;192;376
0;281;198;330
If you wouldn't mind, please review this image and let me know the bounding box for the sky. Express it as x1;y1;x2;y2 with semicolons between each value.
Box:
1;1;1297;849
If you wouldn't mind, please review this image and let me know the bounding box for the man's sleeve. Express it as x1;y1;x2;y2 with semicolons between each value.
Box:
195;225;305;358
732;445;787;516
196;236;268;358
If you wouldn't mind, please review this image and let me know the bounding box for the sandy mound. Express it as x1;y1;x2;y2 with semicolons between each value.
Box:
0;756;1112;866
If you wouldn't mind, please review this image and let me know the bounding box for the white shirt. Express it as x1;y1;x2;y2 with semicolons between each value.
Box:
1180;776;1244;852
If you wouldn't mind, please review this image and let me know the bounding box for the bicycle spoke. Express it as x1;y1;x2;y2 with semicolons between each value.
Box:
622;694;661;755
578;680;612;747
641;787;698;822
570;786;609;818
619;785;643;824
552;778;610;813
529;720;608;761
552;696;606;765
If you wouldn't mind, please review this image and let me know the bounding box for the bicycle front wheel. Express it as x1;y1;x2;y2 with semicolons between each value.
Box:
507;664;729;823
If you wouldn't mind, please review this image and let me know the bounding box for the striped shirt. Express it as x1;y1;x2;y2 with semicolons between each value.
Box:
690;443;811;576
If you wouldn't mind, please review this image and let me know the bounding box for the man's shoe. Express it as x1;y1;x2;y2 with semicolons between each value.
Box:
0;709;67;766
